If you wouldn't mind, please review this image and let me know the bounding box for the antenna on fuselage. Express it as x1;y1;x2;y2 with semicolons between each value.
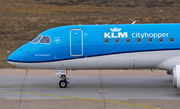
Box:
132;20;136;24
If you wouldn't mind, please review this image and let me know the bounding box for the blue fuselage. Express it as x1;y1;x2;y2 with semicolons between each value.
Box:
7;23;180;70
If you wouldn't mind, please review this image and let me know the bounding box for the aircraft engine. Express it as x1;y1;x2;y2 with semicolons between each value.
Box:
173;64;180;88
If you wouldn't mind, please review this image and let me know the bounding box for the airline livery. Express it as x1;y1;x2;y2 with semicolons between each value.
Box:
7;23;180;88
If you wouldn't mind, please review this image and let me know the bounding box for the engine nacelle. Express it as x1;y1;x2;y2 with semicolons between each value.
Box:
173;64;180;88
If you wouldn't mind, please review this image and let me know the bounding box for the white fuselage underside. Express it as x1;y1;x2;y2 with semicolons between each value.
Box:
8;50;180;71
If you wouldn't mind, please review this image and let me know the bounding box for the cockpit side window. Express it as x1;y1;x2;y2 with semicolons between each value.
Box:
30;35;42;43
40;36;50;44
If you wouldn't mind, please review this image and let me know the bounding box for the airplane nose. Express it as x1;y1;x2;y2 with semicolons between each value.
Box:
7;48;24;65
7;57;16;66
7;42;34;67
7;51;19;66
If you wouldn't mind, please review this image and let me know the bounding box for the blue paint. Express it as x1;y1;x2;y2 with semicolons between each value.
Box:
70;29;83;56
7;23;180;63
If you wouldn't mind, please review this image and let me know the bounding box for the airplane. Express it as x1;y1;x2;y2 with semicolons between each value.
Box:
7;23;180;88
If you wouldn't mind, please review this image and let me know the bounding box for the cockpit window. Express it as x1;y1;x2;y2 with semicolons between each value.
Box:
30;35;42;43
40;36;50;44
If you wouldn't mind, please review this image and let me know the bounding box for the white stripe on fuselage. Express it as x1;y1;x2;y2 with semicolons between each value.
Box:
8;50;180;71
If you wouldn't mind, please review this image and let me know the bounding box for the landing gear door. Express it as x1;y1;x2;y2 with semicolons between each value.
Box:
70;29;83;56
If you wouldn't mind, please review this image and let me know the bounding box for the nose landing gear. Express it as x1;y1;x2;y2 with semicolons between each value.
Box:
55;70;69;88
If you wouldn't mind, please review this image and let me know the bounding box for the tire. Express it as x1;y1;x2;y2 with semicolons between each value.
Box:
59;80;67;88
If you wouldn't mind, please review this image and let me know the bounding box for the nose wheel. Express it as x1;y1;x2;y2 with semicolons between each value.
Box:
59;80;67;88
59;75;69;88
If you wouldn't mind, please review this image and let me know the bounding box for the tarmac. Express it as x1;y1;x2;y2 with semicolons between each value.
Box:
0;69;180;109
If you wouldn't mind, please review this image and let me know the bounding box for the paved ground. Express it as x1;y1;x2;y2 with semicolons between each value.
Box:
0;69;180;109
0;69;167;75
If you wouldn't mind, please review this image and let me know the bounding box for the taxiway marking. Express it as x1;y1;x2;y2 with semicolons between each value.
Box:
0;91;161;109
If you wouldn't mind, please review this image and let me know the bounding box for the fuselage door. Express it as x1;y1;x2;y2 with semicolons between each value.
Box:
70;29;83;56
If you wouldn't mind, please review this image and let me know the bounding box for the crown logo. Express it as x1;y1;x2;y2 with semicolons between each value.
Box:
110;27;121;32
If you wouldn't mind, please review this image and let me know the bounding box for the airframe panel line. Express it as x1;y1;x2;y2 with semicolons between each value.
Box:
0;91;161;109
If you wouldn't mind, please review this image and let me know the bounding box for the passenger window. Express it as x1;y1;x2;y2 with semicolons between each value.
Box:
127;38;131;43
105;38;109;43
40;36;50;44
148;38;153;43
159;38;163;42
30;35;42;43
137;38;142;43
116;38;120;43
170;37;174;42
